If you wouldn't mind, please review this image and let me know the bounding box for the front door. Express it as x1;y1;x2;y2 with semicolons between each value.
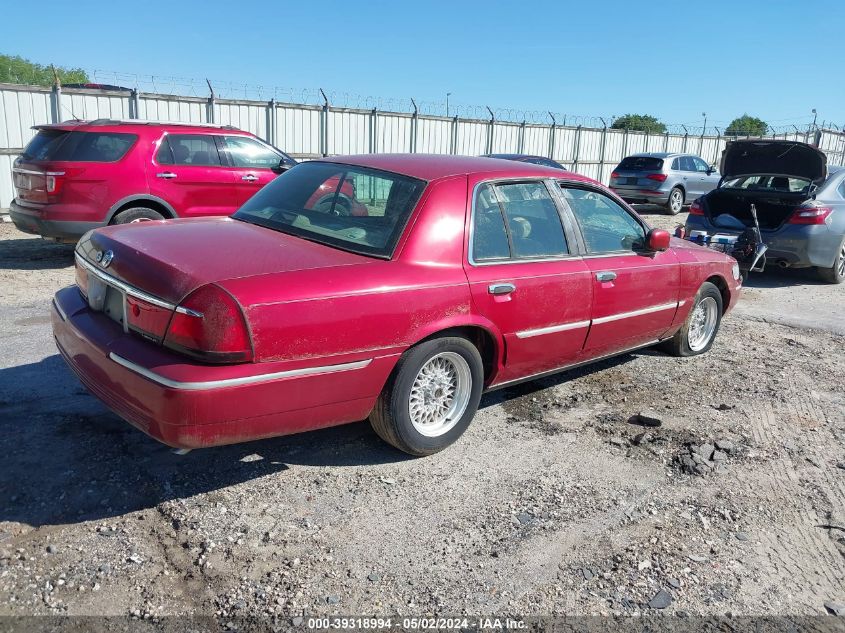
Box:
149;132;236;217
557;184;680;358
464;180;593;383
217;135;285;208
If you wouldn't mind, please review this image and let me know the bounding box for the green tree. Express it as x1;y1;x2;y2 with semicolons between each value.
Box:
0;53;88;86
610;114;667;134
725;114;768;137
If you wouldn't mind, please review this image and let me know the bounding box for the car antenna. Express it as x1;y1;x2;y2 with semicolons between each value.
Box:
51;64;81;122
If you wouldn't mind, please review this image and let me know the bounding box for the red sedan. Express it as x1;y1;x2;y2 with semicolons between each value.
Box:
53;155;741;456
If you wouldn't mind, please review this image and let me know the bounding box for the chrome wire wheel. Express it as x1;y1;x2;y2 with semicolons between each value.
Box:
688;296;719;352
669;189;683;213
408;352;472;437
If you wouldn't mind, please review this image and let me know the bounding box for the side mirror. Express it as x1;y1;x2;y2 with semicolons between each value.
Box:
646;229;671;252
707;166;718;175
271;159;294;175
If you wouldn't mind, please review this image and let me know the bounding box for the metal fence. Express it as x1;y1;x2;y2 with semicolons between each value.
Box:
2;81;845;210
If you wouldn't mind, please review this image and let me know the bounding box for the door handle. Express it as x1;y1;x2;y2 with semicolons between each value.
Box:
241;174;258;182
596;271;617;282
156;172;177;179
488;283;516;295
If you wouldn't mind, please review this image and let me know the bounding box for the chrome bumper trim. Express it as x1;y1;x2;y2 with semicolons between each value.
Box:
108;353;373;391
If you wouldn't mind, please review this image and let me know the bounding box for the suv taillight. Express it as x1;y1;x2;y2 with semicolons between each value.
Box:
647;173;668;182
163;284;253;363
610;171;620;180
689;200;704;216
788;204;832;225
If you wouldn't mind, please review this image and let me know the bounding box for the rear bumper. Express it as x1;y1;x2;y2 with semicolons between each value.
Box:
685;215;840;269
52;286;397;449
10;200;104;241
610;187;670;205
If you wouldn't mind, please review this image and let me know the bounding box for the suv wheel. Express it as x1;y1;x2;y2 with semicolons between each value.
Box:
659;282;723;357
665;187;684;215
817;240;845;284
112;207;166;225
369;336;483;456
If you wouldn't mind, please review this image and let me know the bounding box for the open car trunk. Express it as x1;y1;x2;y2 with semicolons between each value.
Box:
704;188;806;231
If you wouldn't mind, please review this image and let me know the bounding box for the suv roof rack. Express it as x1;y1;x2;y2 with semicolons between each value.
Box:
84;119;240;130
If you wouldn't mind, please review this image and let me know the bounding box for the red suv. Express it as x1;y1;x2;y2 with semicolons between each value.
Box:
10;120;298;242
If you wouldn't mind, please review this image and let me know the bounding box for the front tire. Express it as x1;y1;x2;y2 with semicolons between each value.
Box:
369;336;483;456
111;207;165;224
665;187;684;215
660;282;723;357
817;240;845;284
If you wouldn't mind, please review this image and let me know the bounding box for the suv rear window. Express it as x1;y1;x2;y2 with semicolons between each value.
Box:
21;129;137;162
616;156;664;171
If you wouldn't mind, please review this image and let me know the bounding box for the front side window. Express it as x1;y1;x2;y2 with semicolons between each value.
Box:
559;186;645;253
472;181;568;262
157;134;221;166
692;157;710;172
679;156;697;172
220;135;284;169
233;162;425;258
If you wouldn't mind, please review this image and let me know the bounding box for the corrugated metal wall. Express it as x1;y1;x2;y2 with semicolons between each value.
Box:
2;81;844;209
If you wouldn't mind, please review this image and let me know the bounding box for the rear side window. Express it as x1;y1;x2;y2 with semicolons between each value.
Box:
616;156;663;171
21;130;136;162
472;181;568;261
157;134;221;166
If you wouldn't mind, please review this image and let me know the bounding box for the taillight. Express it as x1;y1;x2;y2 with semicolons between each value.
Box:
611;171;620;180
647;173;668;182
126;295;172;342
163;284;253;363
689;200;704;216
788;204;832;225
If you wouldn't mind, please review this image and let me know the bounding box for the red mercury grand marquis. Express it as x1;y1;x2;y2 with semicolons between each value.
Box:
52;155;741;456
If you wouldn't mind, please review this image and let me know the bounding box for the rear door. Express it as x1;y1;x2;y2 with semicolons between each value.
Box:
218;135;286;207
148;132;237;217
692;156;719;197
557;184;680;357
464;179;593;383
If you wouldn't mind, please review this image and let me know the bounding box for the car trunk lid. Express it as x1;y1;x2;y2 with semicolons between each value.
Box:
720;140;827;184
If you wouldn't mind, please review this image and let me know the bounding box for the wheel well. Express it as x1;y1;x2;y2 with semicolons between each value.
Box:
672;184;686;200
705;275;730;314
418;326;498;384
109;199;174;224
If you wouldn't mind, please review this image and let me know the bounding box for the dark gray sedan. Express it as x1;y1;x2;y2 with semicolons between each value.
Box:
610;152;721;214
686;140;845;284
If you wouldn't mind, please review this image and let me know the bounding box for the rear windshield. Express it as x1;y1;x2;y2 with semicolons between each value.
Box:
233;162;426;258
21;129;137;162
722;175;811;194
616;156;664;171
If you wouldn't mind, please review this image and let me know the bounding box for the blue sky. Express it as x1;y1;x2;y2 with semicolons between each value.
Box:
3;0;843;131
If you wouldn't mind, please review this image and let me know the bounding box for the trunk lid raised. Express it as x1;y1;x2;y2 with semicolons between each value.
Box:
76;217;374;305
720;140;827;184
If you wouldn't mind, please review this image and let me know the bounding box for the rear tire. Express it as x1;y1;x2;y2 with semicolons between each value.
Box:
111;207;166;224
817;240;845;284
665;187;684;215
369;336;483;456
659;282;723;357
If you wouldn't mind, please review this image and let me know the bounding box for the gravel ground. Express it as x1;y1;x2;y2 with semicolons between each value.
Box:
0;215;843;621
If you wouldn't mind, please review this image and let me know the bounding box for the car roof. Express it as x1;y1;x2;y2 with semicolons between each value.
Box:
319;154;589;182
33;119;249;135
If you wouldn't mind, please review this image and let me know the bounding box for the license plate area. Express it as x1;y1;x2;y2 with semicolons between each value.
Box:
87;274;126;329
625;177;638;185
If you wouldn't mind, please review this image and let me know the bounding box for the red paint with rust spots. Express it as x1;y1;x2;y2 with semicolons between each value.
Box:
53;155;740;449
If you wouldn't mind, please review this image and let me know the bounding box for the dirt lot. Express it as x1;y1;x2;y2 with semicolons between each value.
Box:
0;213;843;621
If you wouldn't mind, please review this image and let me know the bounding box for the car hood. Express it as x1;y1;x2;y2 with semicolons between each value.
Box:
719;140;827;183
76;217;374;304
